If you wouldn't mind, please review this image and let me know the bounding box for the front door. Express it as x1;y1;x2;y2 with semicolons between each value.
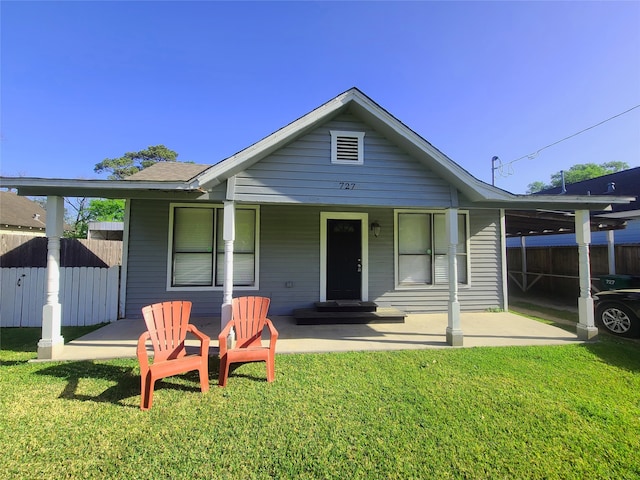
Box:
326;219;362;300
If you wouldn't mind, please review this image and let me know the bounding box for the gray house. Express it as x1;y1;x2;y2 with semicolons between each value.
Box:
1;88;633;359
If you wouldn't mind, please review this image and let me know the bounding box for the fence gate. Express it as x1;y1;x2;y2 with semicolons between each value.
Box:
1;266;119;327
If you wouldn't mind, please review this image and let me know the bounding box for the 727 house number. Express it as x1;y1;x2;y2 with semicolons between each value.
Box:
339;182;356;190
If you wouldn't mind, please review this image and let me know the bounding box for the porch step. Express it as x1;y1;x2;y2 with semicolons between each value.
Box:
294;307;406;325
314;301;378;313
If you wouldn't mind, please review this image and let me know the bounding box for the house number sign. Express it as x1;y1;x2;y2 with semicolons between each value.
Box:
339;182;356;190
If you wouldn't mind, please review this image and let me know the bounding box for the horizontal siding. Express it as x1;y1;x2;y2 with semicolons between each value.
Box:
125;201;503;320
373;209;503;313
125;200;224;319
234;113;454;207
461;209;503;310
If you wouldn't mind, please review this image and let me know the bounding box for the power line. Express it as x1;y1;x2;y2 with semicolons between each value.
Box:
492;103;640;182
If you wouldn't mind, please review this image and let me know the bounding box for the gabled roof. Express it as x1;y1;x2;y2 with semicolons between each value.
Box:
0;191;47;229
190;88;501;200
187;87;633;210
0;88;635;211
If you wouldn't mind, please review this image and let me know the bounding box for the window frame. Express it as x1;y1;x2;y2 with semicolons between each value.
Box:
394;209;470;290
330;130;365;165
166;203;260;291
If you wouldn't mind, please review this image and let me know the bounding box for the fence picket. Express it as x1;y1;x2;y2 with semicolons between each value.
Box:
0;266;120;327
1;268;17;327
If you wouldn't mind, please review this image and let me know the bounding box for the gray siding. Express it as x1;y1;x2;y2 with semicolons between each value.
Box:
125;201;503;320
233;113;454;207
372;209;503;313
461;209;504;310
125;200;224;319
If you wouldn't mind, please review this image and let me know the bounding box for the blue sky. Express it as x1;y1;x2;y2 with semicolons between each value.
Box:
2;1;639;194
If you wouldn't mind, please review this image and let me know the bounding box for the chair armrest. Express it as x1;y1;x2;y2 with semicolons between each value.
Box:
136;331;151;370
265;318;279;346
218;320;234;356
186;325;211;356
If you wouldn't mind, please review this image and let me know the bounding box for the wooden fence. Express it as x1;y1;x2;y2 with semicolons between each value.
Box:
0;234;122;268
0;266;120;327
507;245;640;298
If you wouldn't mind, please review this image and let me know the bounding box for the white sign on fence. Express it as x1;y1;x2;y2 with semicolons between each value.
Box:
0;266;119;327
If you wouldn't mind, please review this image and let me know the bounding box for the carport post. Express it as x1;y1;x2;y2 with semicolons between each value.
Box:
575;209;598;340
445;208;463;346
607;230;616;275
38;196;65;359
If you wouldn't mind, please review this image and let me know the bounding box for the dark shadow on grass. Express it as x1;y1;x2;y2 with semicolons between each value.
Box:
36;356;222;407
221;362;271;385
581;335;640;373
36;361;140;408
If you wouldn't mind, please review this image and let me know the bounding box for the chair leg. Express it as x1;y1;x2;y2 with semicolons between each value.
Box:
266;356;275;383
218;355;229;387
141;372;155;410
199;363;210;393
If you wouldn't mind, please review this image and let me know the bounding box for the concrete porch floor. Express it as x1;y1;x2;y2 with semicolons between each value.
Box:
49;311;584;362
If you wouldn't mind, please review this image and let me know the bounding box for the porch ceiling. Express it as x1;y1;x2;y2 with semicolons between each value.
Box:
504;209;627;237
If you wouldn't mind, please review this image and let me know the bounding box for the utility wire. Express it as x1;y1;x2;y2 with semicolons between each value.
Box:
502;103;640;171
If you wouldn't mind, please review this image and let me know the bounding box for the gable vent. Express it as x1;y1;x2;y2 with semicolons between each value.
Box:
330;130;365;165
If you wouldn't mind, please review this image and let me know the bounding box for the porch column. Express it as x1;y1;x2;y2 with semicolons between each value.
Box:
575;209;598;340
38;196;65;359
221;201;235;331
445;208;463;346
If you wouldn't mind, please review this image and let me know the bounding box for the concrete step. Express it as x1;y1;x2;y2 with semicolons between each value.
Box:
294;307;406;325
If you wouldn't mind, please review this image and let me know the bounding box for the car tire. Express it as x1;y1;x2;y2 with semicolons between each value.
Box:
596;302;640;338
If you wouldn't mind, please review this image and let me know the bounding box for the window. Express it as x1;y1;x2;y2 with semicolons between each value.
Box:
168;204;259;289
396;211;468;287
330;130;365;165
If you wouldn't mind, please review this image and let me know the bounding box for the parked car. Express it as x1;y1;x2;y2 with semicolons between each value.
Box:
593;289;640;338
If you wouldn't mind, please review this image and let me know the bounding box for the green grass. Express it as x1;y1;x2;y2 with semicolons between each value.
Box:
1;322;639;479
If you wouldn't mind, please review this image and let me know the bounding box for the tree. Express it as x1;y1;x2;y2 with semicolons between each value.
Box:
525;181;551;194
526;161;629;194
94;145;179;180
64;197;91;238
63;199;126;238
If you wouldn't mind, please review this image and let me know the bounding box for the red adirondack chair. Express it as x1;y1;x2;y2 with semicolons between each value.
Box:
218;296;279;387
137;300;210;410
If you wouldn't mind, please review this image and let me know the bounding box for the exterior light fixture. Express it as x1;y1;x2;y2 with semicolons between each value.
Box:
370;221;381;237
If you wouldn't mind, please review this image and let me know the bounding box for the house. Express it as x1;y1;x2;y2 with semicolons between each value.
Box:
0;88;634;359
0;191;47;236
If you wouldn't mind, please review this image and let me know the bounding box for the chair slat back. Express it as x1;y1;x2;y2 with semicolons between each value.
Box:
232;296;270;348
141;301;192;361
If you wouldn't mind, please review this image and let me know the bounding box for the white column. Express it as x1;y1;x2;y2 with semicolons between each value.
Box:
607;230;616;275
221;201;235;331
575;209;598;340
38;196;65;359
445;208;463;346
499;209;508;311
520;236;528;291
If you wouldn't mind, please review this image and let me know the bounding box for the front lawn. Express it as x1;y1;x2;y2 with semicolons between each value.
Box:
1;325;638;479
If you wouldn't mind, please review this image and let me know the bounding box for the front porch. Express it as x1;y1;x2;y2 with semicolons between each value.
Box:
41;311;583;362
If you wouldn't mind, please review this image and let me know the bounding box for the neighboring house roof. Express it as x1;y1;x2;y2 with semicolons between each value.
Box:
0;191;47;231
87;221;124;240
0;88;634;213
125;162;210;182
534;166;640;216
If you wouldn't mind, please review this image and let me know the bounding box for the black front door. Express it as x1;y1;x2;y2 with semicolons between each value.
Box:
326;219;362;300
